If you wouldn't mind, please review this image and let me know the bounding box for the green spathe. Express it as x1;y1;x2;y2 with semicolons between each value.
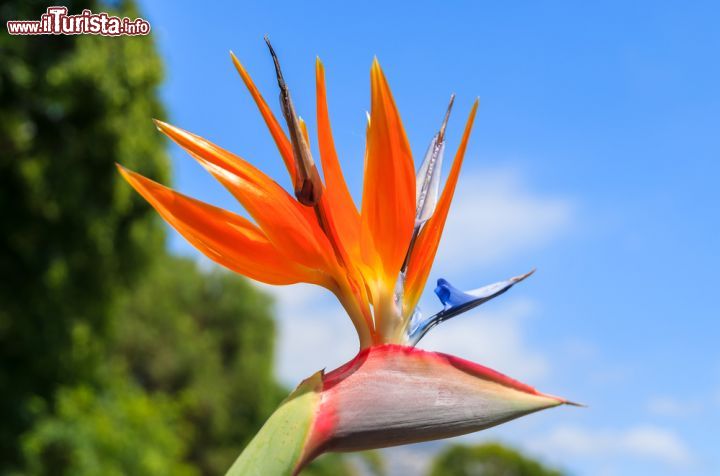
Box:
226;371;323;476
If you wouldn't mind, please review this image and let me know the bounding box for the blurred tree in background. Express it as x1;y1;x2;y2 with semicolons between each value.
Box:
18;254;286;476
0;0;168;469
428;443;565;476
20;372;197;476
110;255;286;475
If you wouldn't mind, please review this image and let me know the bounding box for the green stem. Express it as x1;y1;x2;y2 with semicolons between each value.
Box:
225;371;323;476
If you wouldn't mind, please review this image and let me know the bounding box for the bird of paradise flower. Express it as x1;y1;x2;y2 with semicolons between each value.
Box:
118;39;579;476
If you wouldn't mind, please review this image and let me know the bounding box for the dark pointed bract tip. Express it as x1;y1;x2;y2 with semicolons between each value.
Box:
262;36;323;207
264;35;287;90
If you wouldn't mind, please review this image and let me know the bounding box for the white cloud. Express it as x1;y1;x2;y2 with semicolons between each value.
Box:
647;396;701;418
432;167;573;276
261;283;551;386
262;287;551;389
526;424;693;467
256;283;360;386
260;288;552;388
417;298;550;382
622;427;692;465
382;445;438;476
259;284;550;386
561;338;599;360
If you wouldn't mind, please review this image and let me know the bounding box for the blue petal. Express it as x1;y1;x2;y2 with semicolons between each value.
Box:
434;278;476;309
407;270;535;346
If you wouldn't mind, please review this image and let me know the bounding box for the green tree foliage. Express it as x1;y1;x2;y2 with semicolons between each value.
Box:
20;371;197;476
429;443;565;476
111;255;286;475
300;451;386;476
0;0;169;468
302;454;355;476
20;252;285;475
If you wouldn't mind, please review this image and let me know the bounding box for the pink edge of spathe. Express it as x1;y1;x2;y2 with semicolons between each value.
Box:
294;344;579;473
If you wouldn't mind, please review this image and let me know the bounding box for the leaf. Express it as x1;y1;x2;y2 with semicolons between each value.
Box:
225;372;323;476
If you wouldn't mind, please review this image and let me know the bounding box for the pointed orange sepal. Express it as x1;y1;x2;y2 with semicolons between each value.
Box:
361;59;416;290
153;120;334;272
315;58;362;256
117;165;325;286
230;51;297;182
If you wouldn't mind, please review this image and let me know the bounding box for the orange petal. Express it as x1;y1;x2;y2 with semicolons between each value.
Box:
405;99;479;311
230;52;296;182
153;120;333;271
316;58;361;255
361;59;416;287
117;165;324;286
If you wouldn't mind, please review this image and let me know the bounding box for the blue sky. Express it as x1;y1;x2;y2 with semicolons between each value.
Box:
137;1;719;474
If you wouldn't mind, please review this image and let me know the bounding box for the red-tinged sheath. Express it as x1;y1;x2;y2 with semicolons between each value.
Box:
297;345;571;472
